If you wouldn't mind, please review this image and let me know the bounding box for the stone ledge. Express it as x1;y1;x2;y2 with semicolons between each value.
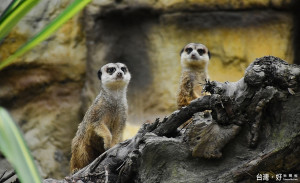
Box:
87;0;293;16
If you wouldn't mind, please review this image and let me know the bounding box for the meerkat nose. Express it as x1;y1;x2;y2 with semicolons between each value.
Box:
191;54;196;59
117;72;123;78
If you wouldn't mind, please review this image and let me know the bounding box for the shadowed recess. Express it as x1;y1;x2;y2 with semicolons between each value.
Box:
161;10;292;29
0;63;81;108
292;0;300;65
91;8;160;91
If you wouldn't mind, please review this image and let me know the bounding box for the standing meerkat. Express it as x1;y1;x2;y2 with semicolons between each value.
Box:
177;43;211;109
70;63;131;172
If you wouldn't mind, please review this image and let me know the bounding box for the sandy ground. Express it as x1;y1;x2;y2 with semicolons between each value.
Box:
123;123;141;140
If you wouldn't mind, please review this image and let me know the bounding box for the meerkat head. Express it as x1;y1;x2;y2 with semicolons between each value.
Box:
97;63;131;90
180;43;211;69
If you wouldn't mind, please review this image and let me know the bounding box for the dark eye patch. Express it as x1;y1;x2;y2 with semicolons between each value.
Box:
106;67;116;75
185;48;193;54
197;49;206;56
121;67;127;73
97;70;102;80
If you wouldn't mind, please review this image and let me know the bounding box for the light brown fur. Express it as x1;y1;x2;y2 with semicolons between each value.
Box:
177;43;210;109
177;67;208;108
70;63;130;173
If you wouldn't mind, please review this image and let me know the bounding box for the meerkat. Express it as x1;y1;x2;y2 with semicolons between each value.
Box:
177;43;211;109
70;63;131;172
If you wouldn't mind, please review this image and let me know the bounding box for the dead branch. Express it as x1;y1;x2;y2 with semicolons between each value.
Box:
0;170;15;183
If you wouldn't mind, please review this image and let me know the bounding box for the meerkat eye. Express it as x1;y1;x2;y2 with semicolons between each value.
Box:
106;67;116;75
197;49;206;56
121;67;127;73
185;48;193;54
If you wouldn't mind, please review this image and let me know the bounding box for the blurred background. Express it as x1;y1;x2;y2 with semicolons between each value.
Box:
0;0;298;179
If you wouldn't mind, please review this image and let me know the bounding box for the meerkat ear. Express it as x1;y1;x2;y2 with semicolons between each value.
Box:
208;50;211;59
180;48;184;56
97;70;102;80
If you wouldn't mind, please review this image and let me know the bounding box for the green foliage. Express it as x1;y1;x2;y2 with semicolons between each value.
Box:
0;0;39;41
0;0;24;26
0;107;42;183
0;0;91;70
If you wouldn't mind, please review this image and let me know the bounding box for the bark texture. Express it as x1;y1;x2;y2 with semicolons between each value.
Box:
44;56;300;183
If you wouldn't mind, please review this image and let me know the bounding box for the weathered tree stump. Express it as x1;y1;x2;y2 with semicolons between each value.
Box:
44;56;300;183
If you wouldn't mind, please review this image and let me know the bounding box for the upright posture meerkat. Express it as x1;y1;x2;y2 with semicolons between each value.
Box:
70;63;131;172
177;43;211;109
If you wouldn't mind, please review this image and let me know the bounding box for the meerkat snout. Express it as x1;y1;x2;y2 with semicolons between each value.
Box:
117;72;123;78
191;53;196;59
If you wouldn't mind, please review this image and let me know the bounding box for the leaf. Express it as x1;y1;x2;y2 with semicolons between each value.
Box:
0;0;91;70
0;107;42;183
0;0;23;25
0;0;39;41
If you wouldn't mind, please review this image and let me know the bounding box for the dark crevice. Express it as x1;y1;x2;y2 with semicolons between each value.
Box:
0;80;80;109
95;7;160;20
292;0;300;65
0;63;83;109
160;10;292;29
96;3;292;18
87;7;159;91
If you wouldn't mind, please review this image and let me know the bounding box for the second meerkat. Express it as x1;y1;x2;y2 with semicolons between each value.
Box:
70;63;131;172
177;43;211;109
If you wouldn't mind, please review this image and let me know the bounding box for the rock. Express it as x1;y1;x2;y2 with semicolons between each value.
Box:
137;134;191;183
86;0;292;14
7;83;82;178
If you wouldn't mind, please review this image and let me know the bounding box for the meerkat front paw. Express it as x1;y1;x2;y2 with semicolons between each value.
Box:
103;138;112;150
